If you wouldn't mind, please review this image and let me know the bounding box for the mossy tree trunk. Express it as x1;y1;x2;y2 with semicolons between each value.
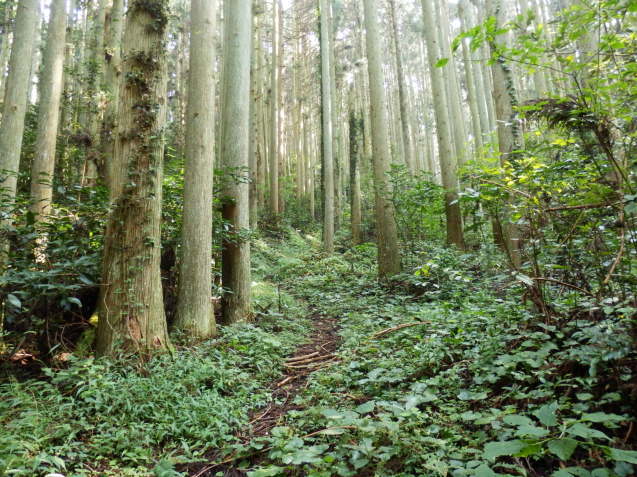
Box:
96;0;171;356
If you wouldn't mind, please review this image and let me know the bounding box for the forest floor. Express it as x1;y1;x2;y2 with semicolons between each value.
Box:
1;229;636;477
186;230;636;477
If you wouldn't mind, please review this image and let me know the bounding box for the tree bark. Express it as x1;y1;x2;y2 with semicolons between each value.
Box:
349;107;363;246
421;0;465;248
220;0;252;325
319;0;335;253
362;0;401;278
173;0;217;338
269;0;280;215
389;0;415;174
29;0;67;222
101;0;125;192
0;0;40;266
96;0;171;356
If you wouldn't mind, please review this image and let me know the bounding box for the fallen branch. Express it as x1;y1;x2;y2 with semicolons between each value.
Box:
370;321;431;339
276;375;299;387
531;277;594;297
286;351;319;362
284;354;333;366
284;358;337;369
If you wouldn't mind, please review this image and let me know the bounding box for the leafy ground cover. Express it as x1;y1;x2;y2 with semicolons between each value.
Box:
235;233;636;477
1;231;635;476
0;238;310;477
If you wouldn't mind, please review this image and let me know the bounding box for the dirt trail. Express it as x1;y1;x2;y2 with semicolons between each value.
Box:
187;309;340;477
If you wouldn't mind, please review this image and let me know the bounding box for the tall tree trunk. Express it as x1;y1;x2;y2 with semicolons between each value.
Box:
30;0;67;222
220;0;252;325
0;0;39;266
96;0;171;356
174;0;217;338
101;0;125;192
459;0;491;147
421;0;465;248
437;0;468;167
319;0;334;252
362;0;401;278
389;0;414;174
269;0;279;215
249;4;261;230
349;107;363;246
82;0;107;187
458;1;484;156
486;0;522;267
0;0;15;101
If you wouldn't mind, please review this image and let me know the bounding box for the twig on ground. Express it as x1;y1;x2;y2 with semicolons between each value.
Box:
370;321;431;339
285;351;319;362
283;354;333;366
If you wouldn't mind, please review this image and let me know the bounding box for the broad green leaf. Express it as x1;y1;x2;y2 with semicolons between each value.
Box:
317;428;347;435
581;412;626;424
607;448;637;464
515;425;549;438
552;471;575;477
503;414;534;427
533;402;558;427
435;58;449;68
474;464;499;477
321;409;344;420
567;423;610;441
248;466;286;477
548;438;578;460
483;440;526;460
355;401;375;414
458;390;488;401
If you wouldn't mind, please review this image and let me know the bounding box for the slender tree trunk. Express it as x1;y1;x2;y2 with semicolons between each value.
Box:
82;0;107;187
421;0;465;248
96;0;171;356
0;0;39;265
389;0;414;174
437;0;468;167
269;0;280;215
349;108;363;245
101;0;124;192
249;5;261;230
458;2;483;156
460;0;491;147
0;0;15;100
174;0;217;338
220;0;252;325
29;0;67;222
362;0;401;278
319;0;334;252
487;0;522;267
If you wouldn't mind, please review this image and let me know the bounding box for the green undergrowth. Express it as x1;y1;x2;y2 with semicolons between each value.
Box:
240;236;636;477
0;237;311;477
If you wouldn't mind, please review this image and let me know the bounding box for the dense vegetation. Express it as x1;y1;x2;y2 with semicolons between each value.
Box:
0;0;635;476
